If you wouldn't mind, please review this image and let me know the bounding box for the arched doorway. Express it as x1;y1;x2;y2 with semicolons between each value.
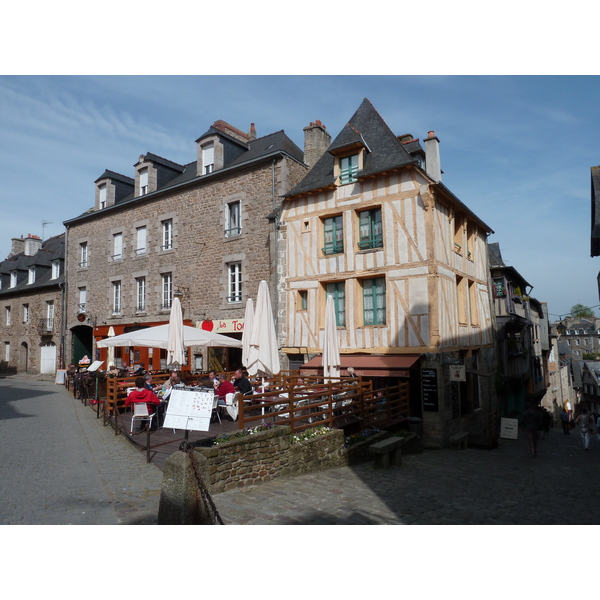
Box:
71;325;93;366
19;342;29;373
40;342;57;374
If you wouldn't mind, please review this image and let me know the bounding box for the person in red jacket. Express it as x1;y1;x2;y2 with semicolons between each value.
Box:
215;373;235;401
125;376;162;427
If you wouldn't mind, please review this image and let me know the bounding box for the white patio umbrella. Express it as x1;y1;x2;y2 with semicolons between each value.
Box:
106;326;115;368
167;296;185;368
247;280;280;389
322;294;341;381
241;297;254;368
97;324;242;349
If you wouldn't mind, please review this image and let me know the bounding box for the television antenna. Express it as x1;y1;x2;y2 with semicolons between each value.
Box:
42;220;52;240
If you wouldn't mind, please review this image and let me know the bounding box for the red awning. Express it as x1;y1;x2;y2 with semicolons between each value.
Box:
300;355;421;378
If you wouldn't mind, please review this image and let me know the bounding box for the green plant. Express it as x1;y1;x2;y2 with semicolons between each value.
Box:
213;422;277;445
290;425;332;445
343;428;382;448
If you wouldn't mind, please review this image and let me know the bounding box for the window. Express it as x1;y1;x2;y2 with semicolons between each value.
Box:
10;271;17;288
202;143;214;174
326;282;346;327
139;168;148;195
323;215;344;255
4;342;9;362
358;208;383;250
227;263;242;303
225;201;241;237
80;242;88;268
112;281;121;314
339;154;359;185
28;266;35;284
454;214;464;254
299;291;308;311
136;277;146;312
23;304;29;324
135;226;147;256
161;273;172;309
99;183;107;209
6;306;11;326
457;276;468;325
78;287;87;312
363;278;386;325
51;260;60;279
466;222;475;260
162;219;173;250
46;301;55;330
112;232;123;261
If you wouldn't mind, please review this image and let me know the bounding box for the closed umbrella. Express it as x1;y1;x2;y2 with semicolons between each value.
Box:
247;280;280;389
167;297;185;368
106;326;115;368
323;294;341;381
241;298;254;368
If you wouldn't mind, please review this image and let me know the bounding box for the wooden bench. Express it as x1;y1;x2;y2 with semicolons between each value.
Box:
369;436;403;469
449;432;469;450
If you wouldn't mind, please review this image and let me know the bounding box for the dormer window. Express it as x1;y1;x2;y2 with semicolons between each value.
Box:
99;183;107;209
51;260;60;279
202;143;214;174
28;266;35;284
339;154;359;185
10;271;17;288
139;168;149;195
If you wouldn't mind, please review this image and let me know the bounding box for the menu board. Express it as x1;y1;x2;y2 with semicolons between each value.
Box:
163;389;214;432
422;368;439;412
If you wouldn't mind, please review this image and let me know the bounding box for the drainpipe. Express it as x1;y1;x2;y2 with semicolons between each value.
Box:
272;159;279;329
60;224;69;369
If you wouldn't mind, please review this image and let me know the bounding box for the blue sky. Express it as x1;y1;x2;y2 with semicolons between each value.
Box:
1;74;599;320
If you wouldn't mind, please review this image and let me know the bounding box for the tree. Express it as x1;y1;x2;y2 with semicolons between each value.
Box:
570;304;595;318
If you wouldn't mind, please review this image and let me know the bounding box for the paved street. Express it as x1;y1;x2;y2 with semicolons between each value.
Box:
0;376;163;525
2;375;599;526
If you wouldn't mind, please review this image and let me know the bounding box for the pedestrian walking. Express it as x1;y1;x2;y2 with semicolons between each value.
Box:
522;402;541;457
575;407;592;451
559;408;570;435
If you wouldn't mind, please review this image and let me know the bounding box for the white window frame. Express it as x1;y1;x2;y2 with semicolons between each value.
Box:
227;262;242;303
162;273;172;309
78;287;87;312
136;277;146;312
10;271;17;288
46;301;55;331
6;306;11;326
225;201;241;237
140;168;149;195
28;266;35;284
80;242;88;268
135;226;147;256
4;341;9;362
99;183;107;209
23;304;29;324
162;219;173;250
112;281;121;314
112;232;123;261
202;143;214;174
51;260;60;279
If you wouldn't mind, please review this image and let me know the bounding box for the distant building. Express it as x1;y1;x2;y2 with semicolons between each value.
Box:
0;233;65;374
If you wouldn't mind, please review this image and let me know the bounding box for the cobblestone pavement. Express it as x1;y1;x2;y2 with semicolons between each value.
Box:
2;375;599;526
213;424;600;525
0;376;163;525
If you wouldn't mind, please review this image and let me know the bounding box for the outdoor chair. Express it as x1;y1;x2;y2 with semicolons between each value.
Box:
130;403;157;433
211;396;222;425
222;392;240;421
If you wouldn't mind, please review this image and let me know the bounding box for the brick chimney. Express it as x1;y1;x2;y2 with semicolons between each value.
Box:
248;123;257;141
303;120;331;169
10;234;43;257
424;130;442;182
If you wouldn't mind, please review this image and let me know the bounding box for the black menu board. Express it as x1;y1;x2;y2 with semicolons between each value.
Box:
422;368;439;412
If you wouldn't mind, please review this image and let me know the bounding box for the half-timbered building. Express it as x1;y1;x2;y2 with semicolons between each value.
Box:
279;99;498;447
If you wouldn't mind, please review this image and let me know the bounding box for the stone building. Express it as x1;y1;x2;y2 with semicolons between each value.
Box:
279;99;498;448
0;233;65;374
63;120;307;372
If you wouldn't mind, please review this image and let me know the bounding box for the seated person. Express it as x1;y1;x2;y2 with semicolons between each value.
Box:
199;370;219;387
232;368;253;396
134;363;146;376
125;376;162;425
215;373;236;403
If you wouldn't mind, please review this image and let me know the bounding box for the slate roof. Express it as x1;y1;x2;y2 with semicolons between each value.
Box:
0;234;65;295
94;170;134;185
286;98;417;197
488;242;532;288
